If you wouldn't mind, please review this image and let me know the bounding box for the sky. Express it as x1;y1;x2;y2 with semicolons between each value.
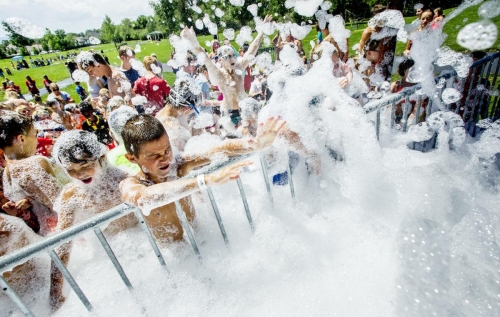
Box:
0;0;155;38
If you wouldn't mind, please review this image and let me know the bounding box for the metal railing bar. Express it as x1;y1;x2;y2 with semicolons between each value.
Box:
174;201;202;259
363;84;421;114
48;250;93;312
132;209;168;270
236;177;255;233
487;61;500;118
206;188;229;245
0;275;35;317
260;154;274;206
93;228;133;290
376;108;381;139
390;100;396;129
287;154;296;202
0;204;137;273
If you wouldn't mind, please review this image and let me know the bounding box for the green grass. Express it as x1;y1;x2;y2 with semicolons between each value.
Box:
2;3;498;104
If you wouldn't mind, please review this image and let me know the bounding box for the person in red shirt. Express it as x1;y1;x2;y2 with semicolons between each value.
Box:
7;81;21;94
43;75;53;93
25;76;40;96
133;56;170;116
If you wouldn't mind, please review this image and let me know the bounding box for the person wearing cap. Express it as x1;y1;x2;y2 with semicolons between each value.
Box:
180;15;273;126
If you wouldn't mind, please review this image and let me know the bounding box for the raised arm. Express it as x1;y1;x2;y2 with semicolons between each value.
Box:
240;15;273;68
181;27;225;86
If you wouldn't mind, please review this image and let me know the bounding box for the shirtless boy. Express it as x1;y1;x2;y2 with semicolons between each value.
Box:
181;15;273;122
76;52;134;101
120;114;285;243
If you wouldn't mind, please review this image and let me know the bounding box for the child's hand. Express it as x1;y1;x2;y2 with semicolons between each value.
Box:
181;27;201;49
206;160;253;185
248;116;286;151
15;198;31;210
2;201;18;216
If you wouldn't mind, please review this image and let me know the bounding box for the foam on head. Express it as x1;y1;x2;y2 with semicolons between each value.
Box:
53;130;107;168
108;106;138;145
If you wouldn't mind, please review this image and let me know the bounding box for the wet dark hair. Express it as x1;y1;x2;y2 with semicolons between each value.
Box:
398;58;415;77
78;53;108;69
79;101;94;113
471;51;487;60
371;4;386;14
0;112;33;149
54;130;104;166
122;114;167;157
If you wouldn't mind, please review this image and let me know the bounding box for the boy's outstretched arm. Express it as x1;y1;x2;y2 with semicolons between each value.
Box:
121;161;252;216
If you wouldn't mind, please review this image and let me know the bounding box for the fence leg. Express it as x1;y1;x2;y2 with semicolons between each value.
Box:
133;209;168;271
174;201;202;259
376;109;381;140
206;188;229;245
287;154;296;202
236;178;255;233
48;250;93;312
0;275;35;317
260;154;274;206
93;228;133;290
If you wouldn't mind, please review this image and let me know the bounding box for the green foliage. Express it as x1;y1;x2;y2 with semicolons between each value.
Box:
135;15;149;29
100;15;118;44
32;46;40;55
19;46;29;56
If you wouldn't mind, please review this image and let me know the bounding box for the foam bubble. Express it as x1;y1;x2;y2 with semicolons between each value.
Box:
4;17;45;39
88;36;101;45
223;28;235;40
293;0;323;17
215;8;225;17
195;19;204;30
134;44;142;53
441;88;462;104
478;0;500;19
247;4;258;16
229;0;245;6
457;20;498;51
72;69;90;83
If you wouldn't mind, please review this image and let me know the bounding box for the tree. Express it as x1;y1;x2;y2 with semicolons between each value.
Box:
100;15;117;44
135;15;149;29
32;46;40;55
19;46;29;56
1;21;34;47
119;18;134;40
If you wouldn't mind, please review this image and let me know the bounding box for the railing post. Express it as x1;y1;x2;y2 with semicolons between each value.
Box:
133;209;169;270
0;275;35;317
174;201;202;259
93;228;133;290
260;154;274;206
205;188;229;245
376;108;381;140
236;178;255;233
287;154;296;202
487;60;500;118
48;250;93;312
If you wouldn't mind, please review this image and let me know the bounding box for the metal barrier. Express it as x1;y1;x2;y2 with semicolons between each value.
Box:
363;52;500;140
0;153;293;316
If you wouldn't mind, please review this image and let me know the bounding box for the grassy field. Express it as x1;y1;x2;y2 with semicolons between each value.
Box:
1;3;498;103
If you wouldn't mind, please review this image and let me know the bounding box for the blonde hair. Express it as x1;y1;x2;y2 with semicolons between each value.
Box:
143;56;156;72
49;83;59;91
4;89;19;100
32;106;53;121
15;105;31;115
98;88;110;97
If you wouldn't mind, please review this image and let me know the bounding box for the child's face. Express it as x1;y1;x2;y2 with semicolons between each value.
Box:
331;52;339;63
131;133;174;179
65;159;100;184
